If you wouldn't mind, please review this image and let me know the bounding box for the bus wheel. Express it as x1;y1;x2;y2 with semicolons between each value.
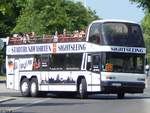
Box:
20;78;30;97
117;92;125;99
78;79;87;99
30;78;39;97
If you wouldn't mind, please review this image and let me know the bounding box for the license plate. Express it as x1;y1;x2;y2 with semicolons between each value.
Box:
112;83;121;86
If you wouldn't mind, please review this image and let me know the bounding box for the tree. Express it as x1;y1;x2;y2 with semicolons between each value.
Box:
142;14;150;35
0;0;21;37
129;0;150;12
142;14;150;63
13;0;99;35
130;0;150;63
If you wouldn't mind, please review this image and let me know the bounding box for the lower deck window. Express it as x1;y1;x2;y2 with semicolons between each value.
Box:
49;53;82;71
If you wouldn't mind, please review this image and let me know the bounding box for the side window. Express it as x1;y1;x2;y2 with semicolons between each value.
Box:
41;54;50;71
33;55;41;71
49;53;82;71
49;54;65;70
89;23;101;44
92;55;101;73
65;54;82;70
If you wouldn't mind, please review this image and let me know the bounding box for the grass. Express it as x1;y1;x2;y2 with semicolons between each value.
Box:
0;74;6;81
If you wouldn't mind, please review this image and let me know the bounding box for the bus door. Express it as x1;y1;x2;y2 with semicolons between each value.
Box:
14;59;20;90
87;54;101;92
6;57;15;89
7;57;20;90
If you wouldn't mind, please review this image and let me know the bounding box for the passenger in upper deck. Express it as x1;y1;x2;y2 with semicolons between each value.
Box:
73;30;79;41
79;30;86;41
62;28;68;42
53;31;58;42
63;28;67;37
29;32;36;43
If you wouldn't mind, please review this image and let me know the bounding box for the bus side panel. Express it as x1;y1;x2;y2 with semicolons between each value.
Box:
39;71;49;91
7;75;14;89
91;72;101;92
71;71;92;92
71;71;101;92
14;59;20;90
6;57;21;90
40;71;77;92
6;57;15;89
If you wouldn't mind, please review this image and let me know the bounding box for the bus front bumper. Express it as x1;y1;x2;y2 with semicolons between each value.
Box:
101;81;145;94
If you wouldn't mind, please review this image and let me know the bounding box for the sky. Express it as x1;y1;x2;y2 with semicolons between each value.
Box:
76;0;145;23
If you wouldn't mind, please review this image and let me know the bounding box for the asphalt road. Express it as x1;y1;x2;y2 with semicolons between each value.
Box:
1;77;150;113
1;94;150;113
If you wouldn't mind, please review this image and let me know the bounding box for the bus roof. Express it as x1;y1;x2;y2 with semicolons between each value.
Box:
91;19;138;25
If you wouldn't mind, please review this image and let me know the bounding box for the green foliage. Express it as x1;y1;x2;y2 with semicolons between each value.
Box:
143;33;150;52
130;0;150;63
0;0;99;36
129;0;150;12
0;0;21;37
142;14;150;35
0;49;3;72
142;15;150;63
13;0;99;35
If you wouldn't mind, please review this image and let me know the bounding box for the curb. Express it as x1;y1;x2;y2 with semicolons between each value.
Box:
0;97;16;103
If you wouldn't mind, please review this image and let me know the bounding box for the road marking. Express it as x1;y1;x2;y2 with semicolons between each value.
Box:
10;98;50;111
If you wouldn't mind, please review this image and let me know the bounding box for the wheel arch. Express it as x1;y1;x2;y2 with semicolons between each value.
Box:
20;76;27;86
20;75;38;85
29;76;38;82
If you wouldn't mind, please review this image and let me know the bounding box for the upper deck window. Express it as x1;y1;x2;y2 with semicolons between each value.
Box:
103;23;128;38
101;22;144;47
89;23;101;44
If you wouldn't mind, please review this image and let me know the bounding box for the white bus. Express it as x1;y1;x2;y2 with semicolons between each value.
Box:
6;19;147;99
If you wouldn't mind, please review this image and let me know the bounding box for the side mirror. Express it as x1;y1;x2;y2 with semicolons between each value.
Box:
145;65;149;77
145;65;150;71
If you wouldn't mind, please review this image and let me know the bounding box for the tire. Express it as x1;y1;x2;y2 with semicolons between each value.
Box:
20;78;30;97
78;78;87;99
117;92;125;99
30;78;39;97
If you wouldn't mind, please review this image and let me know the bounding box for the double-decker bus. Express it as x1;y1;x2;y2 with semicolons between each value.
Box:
6;19;147;99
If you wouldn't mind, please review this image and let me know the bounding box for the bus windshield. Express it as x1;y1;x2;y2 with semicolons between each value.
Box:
102;53;145;73
102;22;144;47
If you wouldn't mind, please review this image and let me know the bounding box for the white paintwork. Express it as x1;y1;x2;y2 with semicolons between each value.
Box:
17;71;101;92
14;59;20;90
101;72;146;82
6;57;15;89
6;42;146;55
91;19;137;25
6;19;146;94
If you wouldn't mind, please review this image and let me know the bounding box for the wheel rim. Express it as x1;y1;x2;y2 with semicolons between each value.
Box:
22;82;28;93
31;82;37;94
